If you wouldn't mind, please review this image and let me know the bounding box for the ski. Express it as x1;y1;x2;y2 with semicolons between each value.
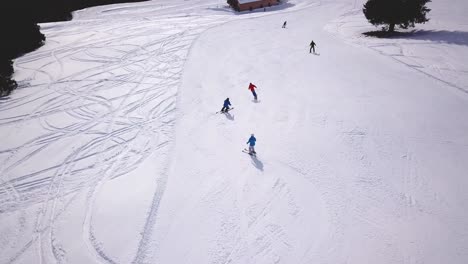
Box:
216;107;234;114
242;149;256;156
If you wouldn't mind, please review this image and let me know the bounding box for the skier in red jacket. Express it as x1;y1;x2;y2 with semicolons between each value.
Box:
248;82;258;101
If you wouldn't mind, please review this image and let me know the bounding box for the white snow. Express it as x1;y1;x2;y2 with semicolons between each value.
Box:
1;0;468;263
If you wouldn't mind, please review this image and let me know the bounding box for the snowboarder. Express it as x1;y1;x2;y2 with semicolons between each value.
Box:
282;21;287;28
246;134;257;154
309;40;317;54
220;97;231;113
248;82;258;100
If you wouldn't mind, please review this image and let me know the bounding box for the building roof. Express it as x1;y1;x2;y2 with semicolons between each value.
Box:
238;0;262;4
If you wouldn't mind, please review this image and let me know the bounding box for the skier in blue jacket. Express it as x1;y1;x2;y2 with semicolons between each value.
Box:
246;134;257;154
221;98;231;113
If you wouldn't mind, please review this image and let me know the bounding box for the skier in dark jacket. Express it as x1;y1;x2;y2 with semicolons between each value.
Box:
282;21;287;28
221;98;231;113
309;40;317;54
246;134;257;154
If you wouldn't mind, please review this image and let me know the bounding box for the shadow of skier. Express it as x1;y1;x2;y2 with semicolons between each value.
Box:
250;155;264;171
224;111;234;120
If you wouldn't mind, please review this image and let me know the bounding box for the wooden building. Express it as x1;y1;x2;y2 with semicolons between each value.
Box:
228;0;280;12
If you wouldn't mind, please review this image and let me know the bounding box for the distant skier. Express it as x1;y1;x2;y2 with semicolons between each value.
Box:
309;40;317;54
248;82;258;100
282;21;287;28
220;97;232;113
246;134;257;154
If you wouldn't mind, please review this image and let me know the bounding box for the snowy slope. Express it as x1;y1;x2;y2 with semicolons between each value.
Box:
326;0;468;94
154;3;468;263
1;0;468;263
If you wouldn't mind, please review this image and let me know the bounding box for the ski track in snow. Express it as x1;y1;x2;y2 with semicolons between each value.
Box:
1;0;468;263
149;1;468;263
0;1;317;263
1;11;220;264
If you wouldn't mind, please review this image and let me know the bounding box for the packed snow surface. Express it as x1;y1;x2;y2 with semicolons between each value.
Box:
1;0;468;263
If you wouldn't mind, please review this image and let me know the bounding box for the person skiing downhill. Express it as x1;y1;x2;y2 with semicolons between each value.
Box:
248;83;258;100
282;21;287;28
309;40;317;54
246;134;257;154
220;97;231;113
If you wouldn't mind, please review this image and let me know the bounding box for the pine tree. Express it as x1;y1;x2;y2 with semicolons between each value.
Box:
363;0;431;32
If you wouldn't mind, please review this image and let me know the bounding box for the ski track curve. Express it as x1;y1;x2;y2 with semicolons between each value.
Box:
0;1;320;263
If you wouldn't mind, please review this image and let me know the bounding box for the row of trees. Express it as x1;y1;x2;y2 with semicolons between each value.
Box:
0;4;45;97
0;0;146;98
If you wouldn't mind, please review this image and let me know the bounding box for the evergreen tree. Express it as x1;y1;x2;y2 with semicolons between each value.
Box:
0;75;18;97
227;0;240;11
363;0;431;32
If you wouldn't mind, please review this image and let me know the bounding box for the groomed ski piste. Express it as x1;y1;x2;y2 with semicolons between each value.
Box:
1;0;468;263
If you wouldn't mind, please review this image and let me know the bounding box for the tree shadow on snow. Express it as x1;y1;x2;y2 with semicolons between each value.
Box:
364;30;468;46
250;155;264;171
